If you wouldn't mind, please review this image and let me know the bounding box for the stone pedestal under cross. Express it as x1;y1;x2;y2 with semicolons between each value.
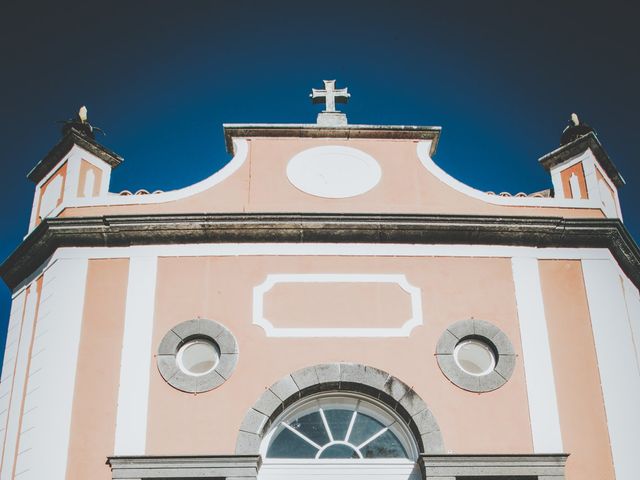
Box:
310;80;350;126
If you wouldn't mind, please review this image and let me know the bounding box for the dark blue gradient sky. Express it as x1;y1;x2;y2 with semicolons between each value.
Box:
1;1;638;351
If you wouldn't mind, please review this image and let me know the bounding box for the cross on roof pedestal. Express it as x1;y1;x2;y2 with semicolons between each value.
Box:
310;80;350;126
310;80;350;113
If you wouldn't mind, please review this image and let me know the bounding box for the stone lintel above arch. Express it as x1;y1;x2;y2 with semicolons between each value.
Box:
235;363;444;456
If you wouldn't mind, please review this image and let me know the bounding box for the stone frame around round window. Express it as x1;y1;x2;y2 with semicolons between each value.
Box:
157;319;239;394
436;320;515;393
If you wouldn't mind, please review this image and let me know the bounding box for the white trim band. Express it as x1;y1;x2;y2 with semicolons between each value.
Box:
13;244;618;295
416;141;600;209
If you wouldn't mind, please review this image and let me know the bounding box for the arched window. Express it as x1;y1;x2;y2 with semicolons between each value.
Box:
239;364;442;480
262;394;418;461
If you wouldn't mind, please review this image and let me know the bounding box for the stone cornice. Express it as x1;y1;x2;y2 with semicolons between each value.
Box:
538;132;625;187
27;128;124;184
1;213;639;290
107;454;261;479
223;123;441;155
420;453;568;477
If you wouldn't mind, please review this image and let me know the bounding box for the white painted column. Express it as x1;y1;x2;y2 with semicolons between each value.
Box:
621;278;640;375
0;291;27;478
511;257;563;453
15;259;89;480
0;285;38;480
2;258;89;480
0;292;27;441
114;256;158;455
63;155;80;204
583;259;640;480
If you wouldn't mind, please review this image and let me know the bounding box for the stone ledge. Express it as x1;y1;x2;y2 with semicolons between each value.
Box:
28;127;123;184
223;123;441;155
539;131;624;187
421;453;568;478
107;455;261;479
2;213;638;291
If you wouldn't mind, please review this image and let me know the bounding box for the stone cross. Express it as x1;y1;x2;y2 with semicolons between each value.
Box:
310;80;350;113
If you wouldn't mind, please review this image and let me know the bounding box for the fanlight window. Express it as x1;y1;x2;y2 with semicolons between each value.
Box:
265;396;415;460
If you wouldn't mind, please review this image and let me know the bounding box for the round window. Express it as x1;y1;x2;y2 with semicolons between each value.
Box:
157;319;239;393
176;338;220;376
453;338;496;376
437;320;515;392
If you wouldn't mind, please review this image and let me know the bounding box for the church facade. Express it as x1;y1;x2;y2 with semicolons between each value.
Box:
1;82;639;480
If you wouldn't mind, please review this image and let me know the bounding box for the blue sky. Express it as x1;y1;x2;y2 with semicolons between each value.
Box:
0;1;638;352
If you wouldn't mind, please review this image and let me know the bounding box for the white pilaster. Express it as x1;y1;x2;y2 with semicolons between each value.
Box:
621;279;640;373
511;257;563;453
113;256;158;455
582;259;640;480
0;291;26;476
0;285;38;480
15;259;88;480
63;155;80;204
550;170;565;199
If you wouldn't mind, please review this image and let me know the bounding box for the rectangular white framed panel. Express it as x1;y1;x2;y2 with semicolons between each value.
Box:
252;273;423;338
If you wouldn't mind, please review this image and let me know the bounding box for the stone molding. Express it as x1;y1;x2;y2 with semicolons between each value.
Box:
28;127;123;183
156;319;239;393
2;213;639;290
235;362;445;456
421;453;568;479
436;320;516;393
222;123;441;155
106;453;566;479
539;131;624;187
107;455;261;479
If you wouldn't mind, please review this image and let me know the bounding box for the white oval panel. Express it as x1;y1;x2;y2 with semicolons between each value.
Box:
286;146;382;198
